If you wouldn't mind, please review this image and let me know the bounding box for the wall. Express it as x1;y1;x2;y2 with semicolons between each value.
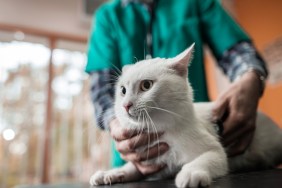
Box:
235;0;282;128
235;0;282;49
207;0;282;128
0;0;91;40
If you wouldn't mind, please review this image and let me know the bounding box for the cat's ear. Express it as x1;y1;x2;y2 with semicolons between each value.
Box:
122;64;132;73
169;43;194;76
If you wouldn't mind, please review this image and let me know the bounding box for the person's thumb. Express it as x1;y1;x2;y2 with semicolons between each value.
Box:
211;98;228;123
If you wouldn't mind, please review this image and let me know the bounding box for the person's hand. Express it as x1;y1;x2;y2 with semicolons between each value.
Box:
109;118;169;175
212;71;262;157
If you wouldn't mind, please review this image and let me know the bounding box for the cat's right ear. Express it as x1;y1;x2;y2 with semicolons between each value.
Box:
169;43;195;76
122;64;132;73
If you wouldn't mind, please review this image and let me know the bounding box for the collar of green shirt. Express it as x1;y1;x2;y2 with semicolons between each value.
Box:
122;0;153;6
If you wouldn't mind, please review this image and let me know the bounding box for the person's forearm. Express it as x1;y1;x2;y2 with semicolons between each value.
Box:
218;41;268;84
89;70;117;130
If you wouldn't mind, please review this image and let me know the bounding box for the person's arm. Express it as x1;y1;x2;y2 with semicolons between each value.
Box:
198;0;268;156
197;0;268;84
213;42;268;156
218;41;267;90
89;69;116;130
86;4;120;129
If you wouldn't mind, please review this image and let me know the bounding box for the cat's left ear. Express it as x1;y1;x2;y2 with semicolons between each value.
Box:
169;43;194;76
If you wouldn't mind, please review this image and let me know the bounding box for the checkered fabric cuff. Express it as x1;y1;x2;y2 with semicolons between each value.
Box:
218;41;268;82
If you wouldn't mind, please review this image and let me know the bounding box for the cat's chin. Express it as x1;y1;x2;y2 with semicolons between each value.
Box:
126;116;140;125
123;112;139;121
118;115;143;128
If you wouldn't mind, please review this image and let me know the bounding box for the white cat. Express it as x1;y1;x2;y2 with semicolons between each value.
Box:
90;44;282;187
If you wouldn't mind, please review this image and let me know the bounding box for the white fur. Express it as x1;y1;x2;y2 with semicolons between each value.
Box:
90;44;282;187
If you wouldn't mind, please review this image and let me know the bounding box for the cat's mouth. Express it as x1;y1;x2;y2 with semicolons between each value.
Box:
126;110;144;122
126;112;133;118
126;112;137;120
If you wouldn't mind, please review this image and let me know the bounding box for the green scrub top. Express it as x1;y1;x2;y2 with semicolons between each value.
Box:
86;0;250;167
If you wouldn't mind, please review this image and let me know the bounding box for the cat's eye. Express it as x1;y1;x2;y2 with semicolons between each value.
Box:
140;80;153;91
121;86;126;95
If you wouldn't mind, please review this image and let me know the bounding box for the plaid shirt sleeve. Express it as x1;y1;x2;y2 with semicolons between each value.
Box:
89;69;117;130
218;41;268;82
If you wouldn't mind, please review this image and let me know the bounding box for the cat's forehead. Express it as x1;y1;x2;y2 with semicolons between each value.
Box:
122;58;167;80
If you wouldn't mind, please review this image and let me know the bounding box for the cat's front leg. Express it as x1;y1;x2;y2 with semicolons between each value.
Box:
89;162;142;186
90;169;125;185
175;150;228;187
175;168;210;188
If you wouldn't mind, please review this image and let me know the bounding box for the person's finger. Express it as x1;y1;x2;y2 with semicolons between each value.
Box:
225;129;254;157
120;142;169;162
212;97;229;123
140;142;169;161
134;162;166;176
110;126;139;141
222;116;255;147
116;132;164;153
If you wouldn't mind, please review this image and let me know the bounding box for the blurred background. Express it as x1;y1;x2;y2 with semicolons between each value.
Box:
0;0;281;187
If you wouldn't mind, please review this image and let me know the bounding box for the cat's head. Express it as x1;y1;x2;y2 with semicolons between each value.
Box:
115;44;195;128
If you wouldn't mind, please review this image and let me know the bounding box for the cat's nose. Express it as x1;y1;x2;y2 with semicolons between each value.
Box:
123;102;133;112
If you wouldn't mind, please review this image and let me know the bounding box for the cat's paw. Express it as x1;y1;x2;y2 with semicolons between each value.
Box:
89;171;105;186
175;169;211;187
89;169;125;186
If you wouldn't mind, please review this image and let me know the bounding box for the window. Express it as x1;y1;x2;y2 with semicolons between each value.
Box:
0;31;110;187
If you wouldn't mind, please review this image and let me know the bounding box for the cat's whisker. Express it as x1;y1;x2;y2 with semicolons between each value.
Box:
105;83;118;87
110;71;120;76
110;63;122;75
164;91;190;94
110;72;120;81
145;117;151;162
148;98;190;105
81;111;112;156
108;79;119;84
146;106;188;121
140;111;148;145
143;110;151;162
132;112;144;149
106;78;119;82
110;70;120;77
109;70;120;77
133;56;139;63
141;111;146;133
144;109;161;162
160;99;190;103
